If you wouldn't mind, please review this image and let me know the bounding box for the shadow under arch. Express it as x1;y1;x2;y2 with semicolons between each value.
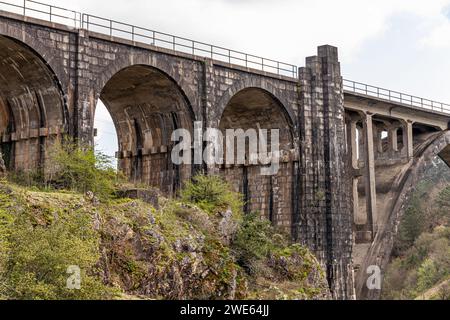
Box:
356;130;450;299
93;54;199;117
0;34;68;172
217;86;297;235
216;78;297;130
97;64;196;195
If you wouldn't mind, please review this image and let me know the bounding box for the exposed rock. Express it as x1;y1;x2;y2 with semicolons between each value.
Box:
218;208;238;245
116;188;159;209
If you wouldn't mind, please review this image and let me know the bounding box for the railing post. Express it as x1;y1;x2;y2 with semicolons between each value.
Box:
110;20;113;37
23;0;26;16
173;36;176;51
245;54;248;68
49;6;52;22
277;61;280;75
228;50;231;64
132;26;134;41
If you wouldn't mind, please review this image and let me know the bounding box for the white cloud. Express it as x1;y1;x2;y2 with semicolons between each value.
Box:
30;0;449;65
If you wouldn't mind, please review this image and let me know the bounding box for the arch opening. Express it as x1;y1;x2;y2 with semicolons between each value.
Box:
0;35;67;172
218;87;295;233
97;65;194;195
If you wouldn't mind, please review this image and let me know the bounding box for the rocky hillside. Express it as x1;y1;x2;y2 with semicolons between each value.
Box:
0;175;330;300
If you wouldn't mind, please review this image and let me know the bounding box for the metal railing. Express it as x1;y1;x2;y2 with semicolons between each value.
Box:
0;0;297;78
82;13;298;78
0;0;81;28
343;79;450;114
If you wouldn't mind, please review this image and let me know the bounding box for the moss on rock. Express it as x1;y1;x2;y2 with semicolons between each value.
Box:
0;176;330;300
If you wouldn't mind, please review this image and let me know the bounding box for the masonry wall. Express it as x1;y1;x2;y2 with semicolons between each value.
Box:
296;46;354;299
0;12;354;299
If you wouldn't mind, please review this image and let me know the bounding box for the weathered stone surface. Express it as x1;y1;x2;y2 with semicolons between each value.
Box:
2;10;450;300
117;188;160;209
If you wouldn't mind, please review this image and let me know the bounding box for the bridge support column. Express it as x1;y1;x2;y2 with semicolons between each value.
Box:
346;115;361;226
74;29;97;145
388;126;399;154
402;120;414;159
347;118;359;168
374;124;384;156
297;45;354;300
363;112;377;237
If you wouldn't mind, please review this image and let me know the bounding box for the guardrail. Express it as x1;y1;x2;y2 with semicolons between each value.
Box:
343;79;450;114
82;14;298;78
0;0;297;78
0;0;81;28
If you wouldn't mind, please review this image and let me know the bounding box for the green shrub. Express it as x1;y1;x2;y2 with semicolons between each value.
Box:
417;258;439;293
181;174;243;216
0;202;116;300
382;226;450;299
44;137;120;199
7;170;44;189
393;181;430;255
0;189;14;277
232;212;287;272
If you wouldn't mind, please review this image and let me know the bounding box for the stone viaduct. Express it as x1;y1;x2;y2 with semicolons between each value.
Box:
1;1;450;300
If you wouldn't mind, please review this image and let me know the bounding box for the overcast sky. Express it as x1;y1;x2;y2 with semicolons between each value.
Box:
6;0;450;160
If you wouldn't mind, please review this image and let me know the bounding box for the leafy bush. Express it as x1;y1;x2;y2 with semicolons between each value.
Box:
0;188;13;278
382;226;450;299
393;181;431;255
0;191;116;300
181;174;243;216
417;258;439;293
44;137;120;199
232;212;287;273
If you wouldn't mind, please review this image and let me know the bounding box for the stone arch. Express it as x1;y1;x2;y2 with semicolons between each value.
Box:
356;130;450;299
217;85;298;234
97;63;195;195
0;34;68;172
216;77;297;130
0;22;70;90
93;52;198;115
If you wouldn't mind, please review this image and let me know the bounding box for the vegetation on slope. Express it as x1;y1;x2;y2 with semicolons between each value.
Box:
0;140;329;300
382;158;450;300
